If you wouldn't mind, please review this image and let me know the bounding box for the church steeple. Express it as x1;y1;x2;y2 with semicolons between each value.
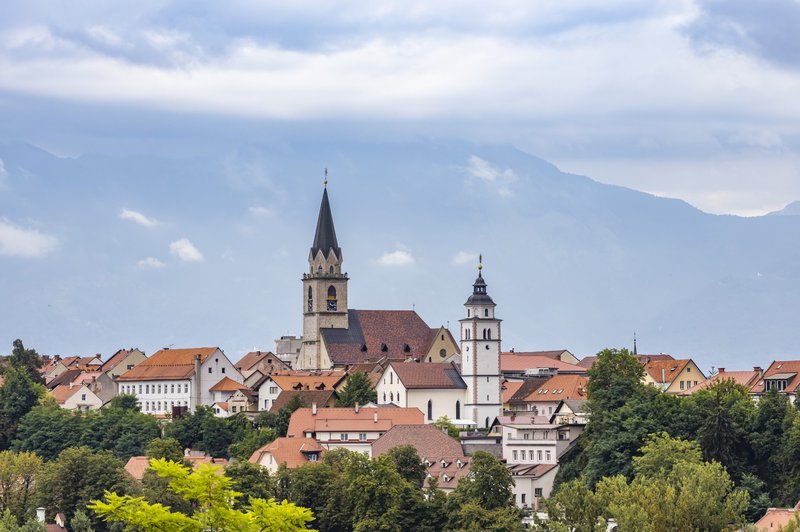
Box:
310;186;341;262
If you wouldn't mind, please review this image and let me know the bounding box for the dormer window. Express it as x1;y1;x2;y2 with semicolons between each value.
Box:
381;343;388;353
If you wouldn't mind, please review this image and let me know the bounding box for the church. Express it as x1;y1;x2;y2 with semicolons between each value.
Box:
295;182;502;426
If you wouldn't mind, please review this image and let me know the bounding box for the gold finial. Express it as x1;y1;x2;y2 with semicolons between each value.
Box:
478;253;483;271
324;168;328;188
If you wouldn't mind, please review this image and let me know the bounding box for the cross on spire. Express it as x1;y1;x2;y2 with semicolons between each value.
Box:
324;168;328;188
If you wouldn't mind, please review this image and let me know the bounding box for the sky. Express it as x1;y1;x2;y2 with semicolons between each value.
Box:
1;0;799;216
1;1;800;364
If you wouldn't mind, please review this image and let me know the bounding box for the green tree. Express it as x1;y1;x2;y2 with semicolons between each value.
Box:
335;372;377;407
81;406;160;460
228;428;277;461
0;509;45;532
11;406;82;461
37;447;132;526
632;431;701;478
0;451;43;525
225;461;273;509
0;365;45;450
107;394;140;411
451;451;514;510
145;438;185;463
256;395;307;438
387;445;426;489
90;459;313;532
433;416;460;439
8;340;44;385
546;479;605;531
69;509;94;532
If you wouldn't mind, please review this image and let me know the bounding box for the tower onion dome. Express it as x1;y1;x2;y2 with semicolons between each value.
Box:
310;186;341;261
465;255;495;306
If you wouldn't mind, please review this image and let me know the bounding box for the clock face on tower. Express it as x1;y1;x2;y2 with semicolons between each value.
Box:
327;300;337;311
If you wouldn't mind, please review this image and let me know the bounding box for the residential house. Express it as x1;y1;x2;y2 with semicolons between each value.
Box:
268;389;336;413
255;370;344;412
424;455;472;493
751;361;800;403
684;367;763;395
500;352;586;380
508;374;588;417
124;455;228;482
72;371;117;404
116;347;243;416
508;463;559;511
642;358;706;394
50;383;103;411
228;388;259;415
286;405;425;456
753;501;800;531
491;415;583;466
505;349;580;365
376;361;467;422
502;380;525;411
100;348;147;379
209;376;247;407
551;399;589;425
249;437;325;473
234;351;289;379
45;369;84;391
578;352;676;371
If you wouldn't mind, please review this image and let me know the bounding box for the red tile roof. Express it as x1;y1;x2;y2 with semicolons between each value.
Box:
685;368;763;395
100;349;143;373
372;424;463;458
209;376;246;392
117;347;220;381
752;360;800;395
388;361;466;389
423;456;471;490
523;374;588;403
754;507;799;531
287;406;424;438
500;354;586;374
49;384;83;404
255;371;346;392
503;381;524;403
269;390;336;413
249;437;325;469
643;359;691;385
321;309;439;364
235;351;288;375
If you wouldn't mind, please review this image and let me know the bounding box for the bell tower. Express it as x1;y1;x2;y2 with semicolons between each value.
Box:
297;175;349;370
459;255;502;428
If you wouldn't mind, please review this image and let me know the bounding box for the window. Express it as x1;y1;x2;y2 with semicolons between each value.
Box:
546;451;551;461
520;450;526;460
221;367;225;374
81;394;86;401
467;309;471;317
208;367;212;374
340;433;348;441
439;349;446;358
465;329;470;340
327;286;337;311
264;399;269;409
308;453;319;462
521;494;527;504
157;384;161;394
146;385;150;394
523;432;530;440
513;450;518;461
534;488;543;497
390;372;393;384
231;406;237;413
307;287;313;312
680;381;685;390
455;400;461;419
484;309;488;317
171;384;175;393
390;392;394;402
359;433;367;441
383;392;386;402
537;450;542;461
138;385;142;394
427;400;433;421
270;386;278;394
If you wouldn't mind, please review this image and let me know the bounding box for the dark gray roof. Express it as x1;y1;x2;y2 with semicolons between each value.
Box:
465;272;495;306
310;188;341;260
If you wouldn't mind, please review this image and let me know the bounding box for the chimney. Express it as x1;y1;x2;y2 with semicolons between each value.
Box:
312;402;317;415
754;366;763;373
194;354;202;412
718;368;725;373
355;402;360;413
373;410;378;423
510;348;515;353
36;508;45;524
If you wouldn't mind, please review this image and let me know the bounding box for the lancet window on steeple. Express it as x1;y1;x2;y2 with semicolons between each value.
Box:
308;287;313;312
327;286;337;311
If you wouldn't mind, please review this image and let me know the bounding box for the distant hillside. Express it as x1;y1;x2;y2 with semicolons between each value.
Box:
0;140;798;369
768;201;800;216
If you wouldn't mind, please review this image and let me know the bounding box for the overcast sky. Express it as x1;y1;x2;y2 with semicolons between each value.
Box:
1;1;799;215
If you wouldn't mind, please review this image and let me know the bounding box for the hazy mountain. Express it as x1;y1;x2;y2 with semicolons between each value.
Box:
768;201;800;216
1;139;798;369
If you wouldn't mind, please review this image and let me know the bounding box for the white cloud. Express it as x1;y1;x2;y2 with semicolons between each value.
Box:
137;257;165;268
465;155;517;196
120;208;158;227
169;238;204;262
452;250;479;265
376;249;416;266
0;219;57;258
248;206;273;216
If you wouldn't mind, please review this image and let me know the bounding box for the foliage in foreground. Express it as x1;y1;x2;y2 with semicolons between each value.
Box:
90;458;314;532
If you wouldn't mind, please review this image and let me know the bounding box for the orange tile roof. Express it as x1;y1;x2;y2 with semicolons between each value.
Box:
209;376;246;392
643;359;691;385
524;374;588;403
754;507;799;531
500;354;586;373
388;361;466;389
423;456;471;490
287;406;424;438
249;437;325;469
686;369;763;395
100;349;144;372
49;384;82;404
124;456;150;481
269;390;336;413
752;360;800;394
117;347;219;381
503;381;524;403
372;424;463;458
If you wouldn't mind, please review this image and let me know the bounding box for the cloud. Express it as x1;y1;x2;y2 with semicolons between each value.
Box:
376;249;415;266
120;208;158;227
452;250;479;265
169;238;204;262
464;155;517;197
248;206;273;216
137;257;165;268
0;219;57;257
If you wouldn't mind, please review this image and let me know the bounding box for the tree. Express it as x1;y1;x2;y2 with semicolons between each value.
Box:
0;509;45;532
0;366;44;450
81;406;160;460
387;445;426;489
90;459;314;532
632;431;701;478
225;461;273;509
545;479;605;531
146;437;185;463
37;447;132;526
255;395;307;438
433;416;460;439
8;340;43;385
449;451;515;511
69;510;93;532
107;393;140;411
11;406;82;461
0;451;43;525
336;372;377;407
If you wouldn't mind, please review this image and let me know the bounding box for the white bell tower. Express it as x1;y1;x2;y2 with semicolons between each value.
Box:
459;255;502;428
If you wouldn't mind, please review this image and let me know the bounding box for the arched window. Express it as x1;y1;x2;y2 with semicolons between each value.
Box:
390;392;394;402
307;287;313;312
329;265;334;274
482;329;487;340
455;400;461;419
427;400;433;421
465;329;470;340
383;392;386;402
327;285;337;311
390;372;393;384
487;329;492;340
484;308;489;317
485;417;490;429
467;309;470;317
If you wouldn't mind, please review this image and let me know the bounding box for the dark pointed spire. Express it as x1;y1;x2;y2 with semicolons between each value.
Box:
310;177;341;261
466;253;495;306
633;333;638;356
